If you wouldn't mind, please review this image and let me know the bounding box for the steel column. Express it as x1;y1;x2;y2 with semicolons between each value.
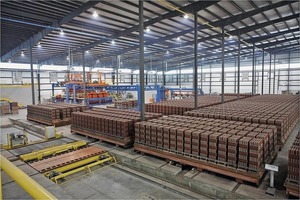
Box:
273;54;276;94
131;70;134;85
30;45;35;105
288;52;290;92
37;64;41;104
116;56;120;85
139;0;145;121
221;25;225;103
163;61;166;86
193;11;198;109
237;33;241;99
179;64;181;88
234;60;237;94
82;51;86;105
200;63;203;90
209;64;212;94
261;48;265;95
155;65;158;85
254;55;256;94
252;44;255;94
269;53;272;94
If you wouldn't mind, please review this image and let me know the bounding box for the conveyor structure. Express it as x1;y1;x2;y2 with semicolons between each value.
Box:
24;144;116;184
20;141;87;161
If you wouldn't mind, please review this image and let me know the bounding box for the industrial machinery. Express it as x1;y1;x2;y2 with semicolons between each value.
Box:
5;131;29;149
21;142;116;184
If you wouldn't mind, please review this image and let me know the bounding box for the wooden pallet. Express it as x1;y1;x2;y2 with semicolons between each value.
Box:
27;116;71;127
285;181;299;197
134;144;266;185
29;146;105;172
71;127;133;148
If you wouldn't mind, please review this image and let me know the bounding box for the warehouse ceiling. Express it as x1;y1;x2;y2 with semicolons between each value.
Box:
1;0;299;70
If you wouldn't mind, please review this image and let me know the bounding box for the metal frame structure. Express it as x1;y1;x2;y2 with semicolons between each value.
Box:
1;0;300;120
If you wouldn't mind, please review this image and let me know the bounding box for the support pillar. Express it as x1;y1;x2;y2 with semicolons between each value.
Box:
30;45;35;105
37;64;41;104
221;25;225;103
273;54;276;94
252;44;255;94
288;52;290;93
139;0;145;120
269;53;272;94
193;11;198;109
82;51;86;105
237;33;241;99
262;48;265;95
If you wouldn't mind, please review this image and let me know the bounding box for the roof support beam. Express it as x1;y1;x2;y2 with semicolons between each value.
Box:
245;28;299;44
39;0;218;64
1;1;99;62
210;0;297;28
98;1;298;59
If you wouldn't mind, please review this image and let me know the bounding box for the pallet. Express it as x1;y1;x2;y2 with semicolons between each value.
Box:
134;144;265;185
285;181;299;197
27;116;71;127
29;146;104;173
71;127;133;148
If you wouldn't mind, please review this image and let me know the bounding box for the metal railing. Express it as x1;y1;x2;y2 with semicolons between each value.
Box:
0;155;57;199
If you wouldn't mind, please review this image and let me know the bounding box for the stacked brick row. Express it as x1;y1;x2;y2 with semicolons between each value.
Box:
145;95;253;115
0;102;19;115
287;132;300;184
185;94;299;145
71;108;162;147
135;115;278;176
114;100;138;109
27;103;86;126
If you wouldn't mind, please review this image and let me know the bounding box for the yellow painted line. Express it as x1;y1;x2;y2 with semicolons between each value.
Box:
0;85;34;88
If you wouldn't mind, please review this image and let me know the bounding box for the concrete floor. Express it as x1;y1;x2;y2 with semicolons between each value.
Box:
1;109;299;199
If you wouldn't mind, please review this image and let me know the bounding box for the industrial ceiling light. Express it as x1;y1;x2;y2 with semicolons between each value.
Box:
60;30;64;35
177;37;181;41
229;35;233;39
184;14;189;19
86;50;89;53
93;11;98;17
66;56;69;60
166;50;169;54
8;59;11;63
111;40;115;44
144;46;146;50
37;42;41;48
96;59;99;63
146;27;150;32
21;51;24;56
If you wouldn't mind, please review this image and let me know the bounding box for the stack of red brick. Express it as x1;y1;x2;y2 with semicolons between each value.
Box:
0;102;19;115
27;103;86;126
285;132;299;197
10;102;19;114
185;95;299;146
145;95;253;115
114;100;138;109
135;115;278;176
71;108;162;147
